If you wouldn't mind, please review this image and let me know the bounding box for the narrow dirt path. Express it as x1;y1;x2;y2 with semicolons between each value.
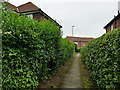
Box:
60;53;83;88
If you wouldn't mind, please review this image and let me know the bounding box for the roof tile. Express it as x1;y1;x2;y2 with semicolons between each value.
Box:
17;2;40;12
5;2;17;11
66;36;95;42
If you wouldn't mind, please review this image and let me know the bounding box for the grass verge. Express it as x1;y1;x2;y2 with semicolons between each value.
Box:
36;54;75;88
79;54;98;88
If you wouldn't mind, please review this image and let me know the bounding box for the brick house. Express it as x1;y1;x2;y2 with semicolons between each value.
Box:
66;36;94;48
5;2;62;28
104;12;120;33
104;1;120;33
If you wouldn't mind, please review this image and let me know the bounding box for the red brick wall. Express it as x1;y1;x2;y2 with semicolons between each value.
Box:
33;13;48;22
66;37;94;49
106;26;111;33
118;17;120;27
116;19;119;28
78;42;81;48
77;42;89;48
113;22;115;29
106;16;120;33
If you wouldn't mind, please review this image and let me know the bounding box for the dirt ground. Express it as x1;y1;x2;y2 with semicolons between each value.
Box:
36;55;74;88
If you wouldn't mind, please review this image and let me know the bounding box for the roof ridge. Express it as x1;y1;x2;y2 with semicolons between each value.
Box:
30;2;40;9
5;1;17;11
104;13;120;28
66;36;94;39
17;2;40;10
5;1;17;8
17;2;32;7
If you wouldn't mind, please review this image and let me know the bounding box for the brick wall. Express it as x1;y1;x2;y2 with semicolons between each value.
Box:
77;42;88;48
66;36;94;48
33;13;48;22
106;26;111;33
118;17;120;27
106;15;120;33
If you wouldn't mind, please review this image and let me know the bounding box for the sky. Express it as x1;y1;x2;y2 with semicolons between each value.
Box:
8;0;120;38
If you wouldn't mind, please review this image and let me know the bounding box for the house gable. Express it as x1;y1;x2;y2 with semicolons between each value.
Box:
104;0;120;33
104;13;120;33
5;2;17;11
5;2;62;28
66;36;95;48
17;2;40;13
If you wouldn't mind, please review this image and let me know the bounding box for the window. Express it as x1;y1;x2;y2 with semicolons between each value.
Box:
26;14;33;19
114;21;116;28
82;42;85;45
111;24;113;30
75;42;78;45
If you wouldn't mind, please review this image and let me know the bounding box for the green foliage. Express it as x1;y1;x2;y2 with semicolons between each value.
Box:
2;3;74;89
81;29;120;88
74;43;80;52
0;33;1;88
0;3;2;26
0;2;2;88
56;38;74;66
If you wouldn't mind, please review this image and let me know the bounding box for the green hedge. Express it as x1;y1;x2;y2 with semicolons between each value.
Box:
0;33;1;88
81;28;120;88
74;43;80;52
56;38;74;65
2;3;74;89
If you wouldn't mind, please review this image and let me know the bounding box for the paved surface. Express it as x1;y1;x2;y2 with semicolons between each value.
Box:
60;53;83;88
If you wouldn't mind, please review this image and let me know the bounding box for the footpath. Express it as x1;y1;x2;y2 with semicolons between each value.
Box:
60;53;83;88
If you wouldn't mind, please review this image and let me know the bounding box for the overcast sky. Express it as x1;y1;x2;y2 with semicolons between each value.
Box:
8;0;120;38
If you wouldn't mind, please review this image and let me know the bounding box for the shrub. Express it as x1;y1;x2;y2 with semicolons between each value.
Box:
2;3;74;89
81;28;120;88
56;38;74;66
74;43;80;52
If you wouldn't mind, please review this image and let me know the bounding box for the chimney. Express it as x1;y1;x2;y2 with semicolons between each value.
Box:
118;1;120;12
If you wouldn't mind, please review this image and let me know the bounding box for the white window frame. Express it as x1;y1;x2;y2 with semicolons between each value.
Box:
111;24;113;30
26;14;33;19
74;42;78;45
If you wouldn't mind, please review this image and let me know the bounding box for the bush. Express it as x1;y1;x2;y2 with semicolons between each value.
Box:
56;38;74;66
2;3;74;89
74;43;80;52
81;28;120;88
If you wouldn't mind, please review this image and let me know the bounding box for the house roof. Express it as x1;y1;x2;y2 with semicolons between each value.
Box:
104;13;120;29
5;2;40;12
66;36;95;42
5;2;17;11
17;2;40;12
5;2;62;28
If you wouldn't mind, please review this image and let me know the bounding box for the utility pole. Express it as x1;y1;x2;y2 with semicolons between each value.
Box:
72;26;75;42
